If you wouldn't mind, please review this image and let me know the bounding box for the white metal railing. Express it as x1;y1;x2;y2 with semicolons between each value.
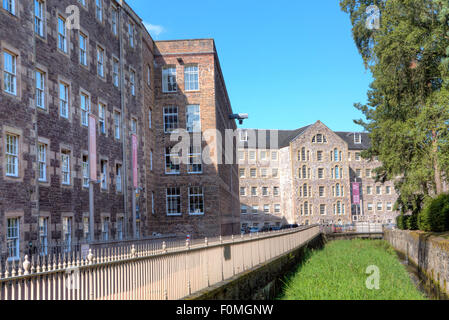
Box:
0;226;320;300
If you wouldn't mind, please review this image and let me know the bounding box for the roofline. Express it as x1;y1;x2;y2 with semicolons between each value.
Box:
155;38;215;43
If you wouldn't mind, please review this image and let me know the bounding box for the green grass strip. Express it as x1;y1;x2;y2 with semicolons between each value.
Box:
280;240;426;300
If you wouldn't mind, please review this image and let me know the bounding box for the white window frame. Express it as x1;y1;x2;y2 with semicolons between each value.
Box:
6;134;19;177
59;82;69;118
82;155;89;188
79;33;88;66
114;111;121;139
186;105;201;132
38;143;47;182
116;164;122;193
188;145;202;174
36;69;45;109
97;46;104;78
165;147;180;175
58;16;67;53
166;187;181;216
35;0;44;37
99;103;106;134
162;67;177;93
39;217;48;255
184;65;199;91
100;160;108;190
3;51;17;95
188;187;204;215
3;0;15;15
61;150;71;185
163;106;178;133
80;92;90;127
7;217;20;261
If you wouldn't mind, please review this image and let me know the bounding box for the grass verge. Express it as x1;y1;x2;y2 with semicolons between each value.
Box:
279;239;426;300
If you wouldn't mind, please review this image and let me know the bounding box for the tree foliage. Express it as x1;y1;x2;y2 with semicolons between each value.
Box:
340;0;449;212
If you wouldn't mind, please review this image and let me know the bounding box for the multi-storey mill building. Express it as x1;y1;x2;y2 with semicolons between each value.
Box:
238;121;400;230
0;0;240;261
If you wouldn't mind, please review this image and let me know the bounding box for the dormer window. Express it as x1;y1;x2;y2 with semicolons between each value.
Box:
354;133;362;144
312;134;327;143
240;130;248;142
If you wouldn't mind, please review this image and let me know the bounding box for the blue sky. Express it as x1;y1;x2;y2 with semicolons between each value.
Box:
128;0;373;132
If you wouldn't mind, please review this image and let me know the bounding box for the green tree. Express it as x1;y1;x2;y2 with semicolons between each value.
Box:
340;0;449;210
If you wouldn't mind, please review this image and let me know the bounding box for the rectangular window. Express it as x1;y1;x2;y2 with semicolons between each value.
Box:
7;218;19;260
367;186;372;195
387;202;392;211
188;145;202;174
272;168;279;178
58;17;67;53
271;151;278;161
165;147;180;174
114;111;121;139
61;150;71;185
38;143;47;182
111;7;118;35
367;203;373;211
366;169;372;178
261;168;268;178
35;0;44;37
186;105;201;132
166;187;181;216
62;217;72;252
377;202;383;211
39;217;48;255
355;152;361;161
263;205;270;214
100;160;107;190
250;168;257;178
130;70;136;96
128;22;134;48
249;151;256;161
116;164;122;193
148;109;152;129
251;187;257;196
354;133;362;144
82;155;89;188
184;65;199;91
97;46;104;77
113;58;119;87
80;93;90;126
318;168;324;179
99;103;106;134
116;217;123;240
240;130;248;142
239;168;245;178
36;69;45;109
274;204;281;214
241;205;248;215
151;192;155;214
273;187;280;197
150;150;153;171
163;106;178;133
102;217;109;241
320;204;326;215
376;186;382;195
3;0;15;15
189;187;204;215
386;186;391;195
3;51;17;95
356;169;362;178
317;151;323;161
79;33;87;66
262;187;269;196
95;0;102;21
260;151;267;161
319;186;325;197
59;82;69;118
252;206;259;214
240;187;246;196
162;67;177;93
6;134;18;177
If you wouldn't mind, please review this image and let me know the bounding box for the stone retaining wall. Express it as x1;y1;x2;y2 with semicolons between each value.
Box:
385;230;449;297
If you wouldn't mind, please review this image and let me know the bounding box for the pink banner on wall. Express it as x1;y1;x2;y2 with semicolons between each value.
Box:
132;134;138;189
352;182;360;205
88;115;97;181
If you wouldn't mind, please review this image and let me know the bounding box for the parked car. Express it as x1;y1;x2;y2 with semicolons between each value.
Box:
249;227;260;233
280;224;299;230
271;226;281;231
260;225;272;233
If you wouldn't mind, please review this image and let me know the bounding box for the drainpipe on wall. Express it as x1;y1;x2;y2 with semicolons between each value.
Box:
118;5;129;239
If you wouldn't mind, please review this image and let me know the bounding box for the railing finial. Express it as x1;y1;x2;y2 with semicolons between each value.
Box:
23;255;31;275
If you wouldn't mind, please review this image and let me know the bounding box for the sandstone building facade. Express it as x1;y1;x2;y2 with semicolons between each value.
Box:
238;121;400;230
0;0;240;261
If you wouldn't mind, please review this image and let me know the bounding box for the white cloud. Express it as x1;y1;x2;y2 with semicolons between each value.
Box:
143;22;165;39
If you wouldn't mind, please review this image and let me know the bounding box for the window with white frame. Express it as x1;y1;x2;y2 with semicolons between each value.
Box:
251;187;257;196
249;150;256;161
240;187;246;196
184;65;199;91
250;168;257;178
113;58;119;87
355;152;361;161
239;168;245;178
318;168;324;179
79;33;87;66
35;0;44;37
189;187;204;215
39;217;48;255
7;218;19;260
6;134;18;177
80;93;90;126
188;145;202;173
36;69;45;109
162;67;177;93
386;186;391;195
62;217;72;252
377;202;383;211
58;17;67;53
317;151;323;161
252;206;259;214
320;204;326;215
260;151;267;161
3;51;17;95
262;187;269;196
186;105;201;132
59;82;69;118
319;186;325;197
354;133;362;144
387;202;392;211
271;151;278;161
163;106;178;133
273;187;280;196
240;130;248;142
61;150;71;185
165;147;180;174
130;69;136;96
356;169;361;178
263;205;270;214
82;155;89;188
272;168;279;178
99;103;106;134
97;46;104;77
114;111;121;139
367;203;373;211
166;187;181;216
100;160;107;190
38;143;47;182
261;168;268;178
274;204;281;214
376;186;382;195
116;164;122;192
95;0;102;21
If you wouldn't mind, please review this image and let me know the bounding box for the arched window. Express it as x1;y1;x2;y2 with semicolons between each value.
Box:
312;134;326;143
337;201;342;215
303;184;308;197
302;166;307;179
304;202;309;216
336;184;341;197
301;147;306;161
334;149;339;162
335;166;340;179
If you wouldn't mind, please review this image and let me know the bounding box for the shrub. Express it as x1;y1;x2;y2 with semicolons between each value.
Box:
406;214;419;230
418;193;449;232
396;215;407;230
